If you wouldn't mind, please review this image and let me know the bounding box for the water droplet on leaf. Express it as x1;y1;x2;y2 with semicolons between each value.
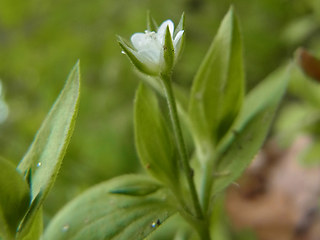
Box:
36;162;42;167
151;219;161;228
121;51;126;55
62;224;70;232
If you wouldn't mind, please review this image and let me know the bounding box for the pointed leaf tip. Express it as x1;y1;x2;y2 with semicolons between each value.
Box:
147;10;158;32
75;59;80;67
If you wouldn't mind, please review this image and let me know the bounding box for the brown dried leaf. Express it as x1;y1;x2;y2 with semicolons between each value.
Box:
226;136;320;240
296;48;320;82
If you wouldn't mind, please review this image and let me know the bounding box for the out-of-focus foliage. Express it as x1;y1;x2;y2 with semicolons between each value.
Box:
0;0;320;234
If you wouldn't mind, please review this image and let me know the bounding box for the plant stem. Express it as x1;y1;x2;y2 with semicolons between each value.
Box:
160;74;204;220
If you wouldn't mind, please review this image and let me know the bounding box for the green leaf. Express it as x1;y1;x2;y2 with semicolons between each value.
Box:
43;175;176;240
16;208;43;240
212;64;290;196
17;61;80;234
134;83;179;188
0;157;30;239
189;7;244;151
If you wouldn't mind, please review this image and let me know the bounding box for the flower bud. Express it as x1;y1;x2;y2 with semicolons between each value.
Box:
118;14;185;77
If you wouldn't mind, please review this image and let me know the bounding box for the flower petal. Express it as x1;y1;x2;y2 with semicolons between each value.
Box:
138;48;160;63
173;30;184;49
118;36;159;75
131;33;148;50
131;32;161;52
157;20;174;43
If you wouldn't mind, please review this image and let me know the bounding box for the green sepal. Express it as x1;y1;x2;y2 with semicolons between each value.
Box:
174;12;185;37
118;36;159;76
161;26;175;76
147;11;158;32
173;13;185;62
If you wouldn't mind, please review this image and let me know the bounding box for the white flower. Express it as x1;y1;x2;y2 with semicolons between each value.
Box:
118;16;185;76
131;20;184;67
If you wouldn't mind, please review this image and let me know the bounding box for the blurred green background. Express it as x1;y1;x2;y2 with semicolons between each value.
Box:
0;0;320;236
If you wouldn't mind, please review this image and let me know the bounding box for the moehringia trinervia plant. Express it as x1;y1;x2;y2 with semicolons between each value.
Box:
115;8;290;239
119;13;208;235
40;7;290;240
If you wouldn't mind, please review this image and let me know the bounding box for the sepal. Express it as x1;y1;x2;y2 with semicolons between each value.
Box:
161;26;175;76
147;11;158;32
117;36;159;76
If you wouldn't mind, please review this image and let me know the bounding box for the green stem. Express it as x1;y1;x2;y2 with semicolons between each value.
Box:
160;74;204;220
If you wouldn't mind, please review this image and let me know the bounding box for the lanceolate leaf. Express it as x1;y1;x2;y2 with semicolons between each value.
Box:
0;157;30;240
212;64;291;196
189;7;244;152
17;62;80;234
43;175;176;240
134;83;179;188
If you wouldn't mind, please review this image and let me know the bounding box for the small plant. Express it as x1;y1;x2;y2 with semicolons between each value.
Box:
0;7;291;240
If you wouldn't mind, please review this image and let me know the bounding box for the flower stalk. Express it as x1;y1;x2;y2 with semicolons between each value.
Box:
160;73;210;239
160;74;203;217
